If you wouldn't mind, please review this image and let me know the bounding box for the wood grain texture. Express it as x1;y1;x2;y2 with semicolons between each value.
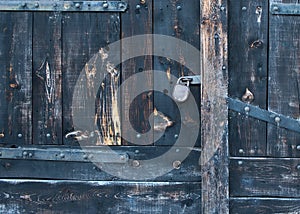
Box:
0;13;32;145
62;12;121;145
200;0;229;213
33;12;62;145
153;0;201;146
230;198;300;214
121;0;153;145
268;0;300;157
230;158;300;197
0;180;201;214
228;0;268;157
0;146;201;182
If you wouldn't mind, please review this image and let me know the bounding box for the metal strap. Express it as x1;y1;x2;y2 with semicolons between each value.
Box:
0;147;129;163
0;1;128;12
228;97;300;133
270;3;300;15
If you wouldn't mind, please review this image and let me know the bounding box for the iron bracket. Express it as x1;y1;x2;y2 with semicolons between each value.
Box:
0;147;129;163
228;97;300;134
270;3;300;15
0;1;128;12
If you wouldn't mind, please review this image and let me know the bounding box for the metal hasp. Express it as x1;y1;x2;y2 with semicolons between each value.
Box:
0;147;129;163
228;97;300;134
0;1;128;12
270;3;300;15
178;75;201;85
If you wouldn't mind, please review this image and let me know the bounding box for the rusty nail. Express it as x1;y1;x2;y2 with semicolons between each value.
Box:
75;3;80;8
244;106;250;113
103;2;109;8
242;6;247;11
132;160;140;167
17;133;22;138
238;161;243;165
60;153;65;158
176;5;182;10
136;4;141;9
173;160;181;169
23;151;28;156
238;149;244;154
275;116;281;123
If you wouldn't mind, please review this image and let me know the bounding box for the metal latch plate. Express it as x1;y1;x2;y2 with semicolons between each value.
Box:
0;1;128;12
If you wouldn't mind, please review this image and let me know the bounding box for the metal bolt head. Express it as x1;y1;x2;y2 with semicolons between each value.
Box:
21;3;26;7
120;155;126;161
23;151;28;156
174;134;179;139
222;65;227;70
176;148;180;153
17;133;22;138
136;133;141;139
83;154;88;160
238;160;243;165
238;149;244;154
34;3;39;8
244;106;250;113
242;6;247;11
297;145;300;151
135;150;140;154
176;5;182;11
140;0;146;5
297;165;300;170
46;133;51;138
273;6;279;12
0;133;4;138
173;160;181;169
60;153;65;158
275;116;281;123
75;3;81;8
132;160;140;167
103;2;109;8
28;153;33;157
220;6;225;11
136;4;141;9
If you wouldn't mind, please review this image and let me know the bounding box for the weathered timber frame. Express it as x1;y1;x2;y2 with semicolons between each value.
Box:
201;0;229;213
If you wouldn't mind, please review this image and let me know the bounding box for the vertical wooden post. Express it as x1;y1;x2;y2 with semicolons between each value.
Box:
200;0;229;213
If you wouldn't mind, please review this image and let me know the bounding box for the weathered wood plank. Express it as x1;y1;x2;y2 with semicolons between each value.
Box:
62;12;121;145
0;146;201;182
153;0;201;146
228;0;268;157
230;158;300;197
0;180;201;214
121;0;153;146
267;0;300;157
200;0;229;213
0;13;32;145
32;12;62;145
230;198;300;214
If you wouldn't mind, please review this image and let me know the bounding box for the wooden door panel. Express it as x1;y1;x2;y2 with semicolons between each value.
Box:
268;0;300;157
0;13;32;146
33;12;63;145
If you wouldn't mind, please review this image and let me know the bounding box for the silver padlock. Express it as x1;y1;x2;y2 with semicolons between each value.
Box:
172;78;190;102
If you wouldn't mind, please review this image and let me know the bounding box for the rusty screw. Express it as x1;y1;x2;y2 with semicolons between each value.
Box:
173;160;181;169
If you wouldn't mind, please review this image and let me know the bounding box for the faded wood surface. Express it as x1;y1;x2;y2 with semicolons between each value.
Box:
200;0;229;213
230;198;300;214
62;12;121;145
33;12;62;145
230;158;300;197
0;13;32;145
228;0;268;157
0;180;201;214
153;0;201;147
121;0;153;146
267;0;300;157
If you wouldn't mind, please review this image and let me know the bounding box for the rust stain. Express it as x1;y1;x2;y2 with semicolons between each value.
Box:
153;108;173;132
242;88;255;103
